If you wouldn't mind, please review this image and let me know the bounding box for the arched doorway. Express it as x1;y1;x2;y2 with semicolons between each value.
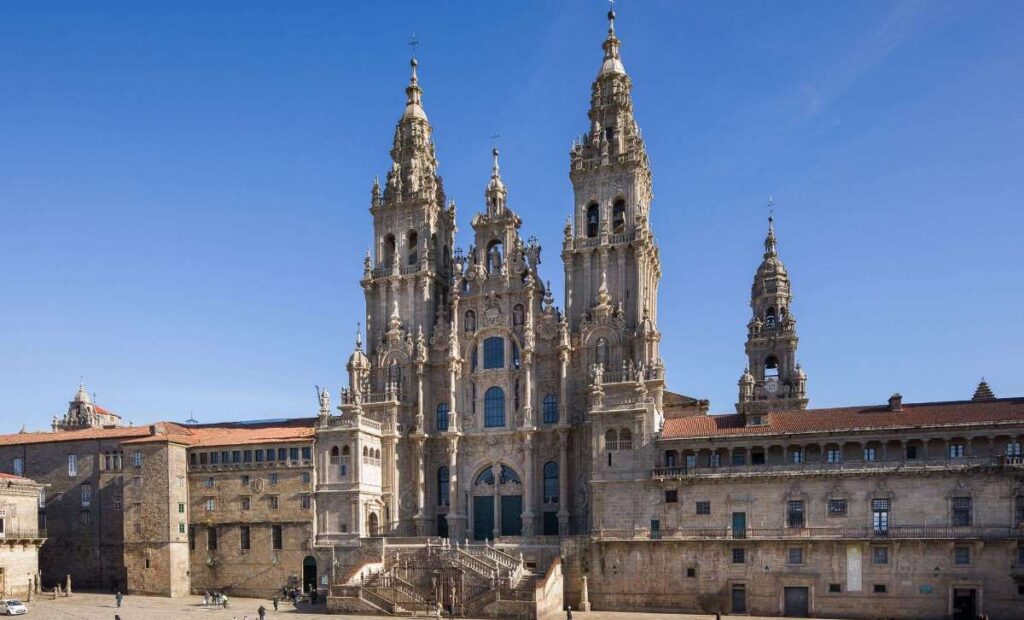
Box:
368;512;379;537
302;556;317;594
471;464;523;540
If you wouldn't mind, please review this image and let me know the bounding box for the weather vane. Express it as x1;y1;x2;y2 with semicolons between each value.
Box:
409;33;420;58
767;196;775;219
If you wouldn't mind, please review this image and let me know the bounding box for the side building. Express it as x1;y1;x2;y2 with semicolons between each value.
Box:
0;473;46;599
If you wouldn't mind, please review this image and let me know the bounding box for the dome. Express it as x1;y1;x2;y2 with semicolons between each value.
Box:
73;383;92;404
598;57;626;77
347;347;370;371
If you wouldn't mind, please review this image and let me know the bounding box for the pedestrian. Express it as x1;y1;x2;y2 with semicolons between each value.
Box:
258;604;267;620
566;604;573;620
272;595;279;611
115;591;123;608
715;612;721;620
203;591;209;607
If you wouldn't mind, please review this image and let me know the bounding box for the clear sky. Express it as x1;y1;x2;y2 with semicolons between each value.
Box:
2;1;1022;433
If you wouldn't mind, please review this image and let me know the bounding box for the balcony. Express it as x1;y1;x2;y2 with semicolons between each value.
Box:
0;527;47;542
593;525;1024;542
1011;565;1024;581
651;455;1024;481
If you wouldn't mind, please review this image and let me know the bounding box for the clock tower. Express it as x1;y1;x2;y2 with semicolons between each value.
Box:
736;214;808;420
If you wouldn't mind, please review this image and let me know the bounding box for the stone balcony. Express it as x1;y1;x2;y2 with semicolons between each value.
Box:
651;455;1024;481
0;527;46;542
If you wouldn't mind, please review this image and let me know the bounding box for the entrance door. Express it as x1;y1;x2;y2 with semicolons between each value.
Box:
952;588;976;620
542;511;559;536
437;514;448;538
302;556;317;594
368;512;379;536
732;512;747;539
473;496;494;541
784;586;809;617
500;495;523;536
731;584;746;613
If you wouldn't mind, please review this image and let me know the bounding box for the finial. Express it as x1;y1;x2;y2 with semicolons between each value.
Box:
491;147;500;175
764;197;778;258
608;0;616;33
355;322;363;350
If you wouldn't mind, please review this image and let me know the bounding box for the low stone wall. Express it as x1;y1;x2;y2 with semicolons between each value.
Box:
535;557;564;620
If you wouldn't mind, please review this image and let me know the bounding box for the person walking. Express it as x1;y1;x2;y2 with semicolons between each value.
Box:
114;591;123;608
258;604;267;620
272;595;279;611
566;604;573;620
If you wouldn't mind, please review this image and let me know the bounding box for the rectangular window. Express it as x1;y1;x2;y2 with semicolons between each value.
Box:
255;449;264;462
873;584;887;594
788;547;804;565
685;454;696;469
731;451;746;466
302;446;312;460
269;496;279;510
686;567;696;578
872;498;890;533
13;458;24;477
68;454;77;477
241;475;250;487
828;499;848;515
949;444;965;458
301;472;311;484
1016;495;1024;524
207;527;217;550
209;452;218;465
483;337;504;369
664;490;678;504
826;449;841;463
863;447;876;461
243;450;253;463
906;445;918;460
38;489;46;509
696;501;711;515
232;450;242;463
872;546;889;565
205;498;215;512
190;453;198;466
205;477;214;488
951;497;972;526
240;525;251;550
751;452;765;465
787;500;805;528
289;447;299;462
178;502;185;514
270;473;279;485
178;522;186;534
300;494;311;510
132;476;142;488
731;548;745;564
710;453;721;467
829;583;841;593
113;495;122;511
791;450;803;464
1006;442;1022;457
133;451;143;467
221;451;230;464
278;448;287;461
272;525;283;550
954;546;970;565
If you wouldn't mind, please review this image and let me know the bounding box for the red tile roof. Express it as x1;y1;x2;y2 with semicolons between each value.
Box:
0;426;155;446
661;397;1024;440
0;472;34;482
0;419;316;448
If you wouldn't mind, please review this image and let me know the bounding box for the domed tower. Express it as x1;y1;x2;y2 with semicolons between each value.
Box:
736;214;808;420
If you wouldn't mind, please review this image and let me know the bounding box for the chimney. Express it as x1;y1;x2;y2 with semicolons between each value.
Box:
888;393;903;412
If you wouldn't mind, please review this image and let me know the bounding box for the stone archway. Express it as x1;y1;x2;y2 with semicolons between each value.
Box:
471;463;523;540
368;512;380;537
302;556;317;594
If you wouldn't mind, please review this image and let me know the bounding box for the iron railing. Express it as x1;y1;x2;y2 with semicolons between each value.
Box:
593;525;1024;542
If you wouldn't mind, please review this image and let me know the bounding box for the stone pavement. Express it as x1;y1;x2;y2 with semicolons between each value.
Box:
26;592;838;620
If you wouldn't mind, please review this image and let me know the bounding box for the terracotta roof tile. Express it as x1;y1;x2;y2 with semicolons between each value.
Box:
662;397;1024;440
0;426;154;446
0;419;316;448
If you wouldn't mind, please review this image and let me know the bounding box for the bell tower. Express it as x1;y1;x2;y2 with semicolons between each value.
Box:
736;213;808;419
563;7;661;373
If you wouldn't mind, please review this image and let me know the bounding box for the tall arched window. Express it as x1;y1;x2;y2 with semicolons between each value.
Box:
586;203;600;237
382;234;396;265
543;394;558;424
464;310;476;333
483;337;504;369
619;428;633;449
330;446;340;465
407;230;418;265
387;360;402;389
764;356;780;378
612;199;626;234
438;467;450;506
436;403;449;432
484;386;505;428
605;429;618;451
765;307;776;329
596;337;609;369
543;462;559;503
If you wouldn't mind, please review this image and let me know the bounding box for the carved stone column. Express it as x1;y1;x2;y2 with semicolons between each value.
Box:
446;436;465;540
412;436;428;536
557;430;570;534
491;462;502;540
521;433;535;537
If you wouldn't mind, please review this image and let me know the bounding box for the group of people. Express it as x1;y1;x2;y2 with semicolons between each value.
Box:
202;590;230;608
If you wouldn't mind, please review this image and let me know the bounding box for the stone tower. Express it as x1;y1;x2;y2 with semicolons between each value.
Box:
564;7;662;375
363;57;456;350
736;215;808;419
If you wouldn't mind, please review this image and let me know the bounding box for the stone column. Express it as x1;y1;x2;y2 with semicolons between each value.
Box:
446;437;465;540
558;430;570;534
580;575;591;612
558;350;569;425
492;463;502;540
413;436;428;536
522;433;535;537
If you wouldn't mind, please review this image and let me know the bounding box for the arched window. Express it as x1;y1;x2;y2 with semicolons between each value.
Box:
764;356;780;378
765;307;776;329
500;465;521;483
388;360;402;387
330;446;340;465
612;199;626;234
436;403;449;432
664;450;678;468
511;341;520;369
464;310;476;333
407;230;418;265
382;234;396;266
543;462;559;503
341;446;350;457
374;448;381;462
483;337;504;369
512;304;525;327
542;394;558;424
476;469;494;485
484;386;505;428
605;429;618;451
586;203;600;237
363;446;368;458
438;467;450;506
619;428;633;449
596;337;609;369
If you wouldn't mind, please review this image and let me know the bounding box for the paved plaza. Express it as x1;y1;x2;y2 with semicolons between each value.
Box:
21;592;838;620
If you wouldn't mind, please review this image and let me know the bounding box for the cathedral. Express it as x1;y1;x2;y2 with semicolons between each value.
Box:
314;7;670;543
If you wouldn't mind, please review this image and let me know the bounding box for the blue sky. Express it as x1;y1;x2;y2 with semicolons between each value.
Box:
1;1;1022;432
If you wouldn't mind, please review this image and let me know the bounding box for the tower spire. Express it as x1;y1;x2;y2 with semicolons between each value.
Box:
484;147;508;215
